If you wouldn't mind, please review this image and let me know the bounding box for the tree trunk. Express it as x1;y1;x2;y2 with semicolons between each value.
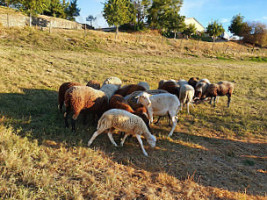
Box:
174;31;177;39
213;35;216;42
115;26;119;40
29;13;32;27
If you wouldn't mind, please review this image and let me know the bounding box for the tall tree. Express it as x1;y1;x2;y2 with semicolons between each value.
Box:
228;14;250;37
0;0;18;7
131;0;151;30
243;22;267;48
103;0;134;39
165;12;185;38
206;20;225;42
65;0;80;21
86;15;96;27
44;0;69;18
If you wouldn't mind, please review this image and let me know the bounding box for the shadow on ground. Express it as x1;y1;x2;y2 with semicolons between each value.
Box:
0;88;266;197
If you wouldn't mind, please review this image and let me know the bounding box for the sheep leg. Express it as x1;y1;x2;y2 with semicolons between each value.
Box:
135;134;148;156
168;115;177;137
120;133;129;147
154;116;162;125
58;103;63;113
209;97;213;105
87;130;102;146
213;96;217;107
227;94;231;107
107;132;118;147
180;103;183;111
71;111;80;132
64;106;71;128
187;103;190;114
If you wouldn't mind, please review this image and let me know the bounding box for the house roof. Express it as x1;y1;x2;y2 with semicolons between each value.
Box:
184;17;205;32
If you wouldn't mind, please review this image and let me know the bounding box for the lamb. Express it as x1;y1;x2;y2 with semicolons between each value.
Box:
194;78;211;100
179;84;195;114
115;84;146;97
137;92;180;137
86;80;101;89
158;79;176;89
58;82;82;112
109;94;150;130
102;77;122;88
201;81;234;107
87;109;156;156
177;79;188;86
64;84;119;131
137;81;150;90
188;77;199;89
158;81;180;98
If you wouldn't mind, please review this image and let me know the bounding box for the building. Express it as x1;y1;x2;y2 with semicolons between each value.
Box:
184;18;205;33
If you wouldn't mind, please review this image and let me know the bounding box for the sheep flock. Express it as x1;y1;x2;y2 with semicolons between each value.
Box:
59;76;234;156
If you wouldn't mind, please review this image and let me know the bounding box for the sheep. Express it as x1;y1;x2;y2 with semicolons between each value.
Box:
58;82;82;112
201;81;234;107
194;79;211;100
179;84;195;114
137;81;150;90
87;109;156;156
115;84;146;97
102;77;122;88
158;81;180;98
64;84;119;131
158;79;176;89
109;94;150;130
177;79;188;86
137;92;180;137
86;80;101;89
188;77;199;89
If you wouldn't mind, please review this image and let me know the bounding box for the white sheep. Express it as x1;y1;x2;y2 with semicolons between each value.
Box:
100;84;119;101
179;84;195;114
137;81;150;90
87;109;156;156
177;79;188;86
102;77;122;88
137;92;180;137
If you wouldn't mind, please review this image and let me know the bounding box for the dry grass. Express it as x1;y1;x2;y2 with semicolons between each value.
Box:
0;26;266;199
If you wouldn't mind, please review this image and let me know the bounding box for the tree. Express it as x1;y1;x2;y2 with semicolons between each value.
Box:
103;0;134;39
183;23;197;39
0;0;18;7
18;0;50;26
44;0;69;18
206;20;225;42
86;15;96;27
243;22;267;48
166;12;185;38
65;0;80;21
228;14;251;37
131;0;151;30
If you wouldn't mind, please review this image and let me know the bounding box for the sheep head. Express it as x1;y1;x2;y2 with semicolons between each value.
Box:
146;134;156;148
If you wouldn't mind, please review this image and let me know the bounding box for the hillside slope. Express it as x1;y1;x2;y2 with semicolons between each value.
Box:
0;27;266;199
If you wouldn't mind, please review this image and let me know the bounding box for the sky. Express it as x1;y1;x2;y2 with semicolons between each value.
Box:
76;0;267;33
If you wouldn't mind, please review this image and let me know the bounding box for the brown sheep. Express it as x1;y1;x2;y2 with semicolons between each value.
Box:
109;94;150;131
188;77;199;89
158;81;180;98
64;86;109;131
194;79;211;100
86;80;101;89
201;81;234;107
58;82;82;112
115;84;146;97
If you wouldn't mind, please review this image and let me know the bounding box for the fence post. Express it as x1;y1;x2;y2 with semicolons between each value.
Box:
49;20;52;34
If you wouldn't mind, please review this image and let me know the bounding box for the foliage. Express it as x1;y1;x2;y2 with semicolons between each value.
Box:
183;23;197;38
43;0;69;18
131;0;151;30
103;0;134;38
206;20;225;42
64;0;80;21
163;10;185;38
86;15;96;27
243;22;267;47
228;14;251;37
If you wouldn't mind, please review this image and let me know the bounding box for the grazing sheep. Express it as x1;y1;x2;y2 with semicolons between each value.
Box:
87;109;156;156
102;77;122;88
179;84;195;114
158;79;176;89
195;79;211;100
115;84;146;97
109;94;150;130
58;82;82;112
100;84;120;101
137;81;150;90
137;92;180;137
188;77;199;89
64;85;118;131
177;79;188;86
201;81;234;107
158;81;180;98
86;80;101;89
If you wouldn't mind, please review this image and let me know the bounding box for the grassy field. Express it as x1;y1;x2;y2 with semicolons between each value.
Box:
0;26;266;199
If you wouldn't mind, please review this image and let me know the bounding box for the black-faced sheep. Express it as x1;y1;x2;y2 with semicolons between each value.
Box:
58;82;82;112
201;81;234;107
194;79;211;100
87;109;156;156
188;77;199;89
137;92;180;137
86;80;101;89
115;84;146;97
